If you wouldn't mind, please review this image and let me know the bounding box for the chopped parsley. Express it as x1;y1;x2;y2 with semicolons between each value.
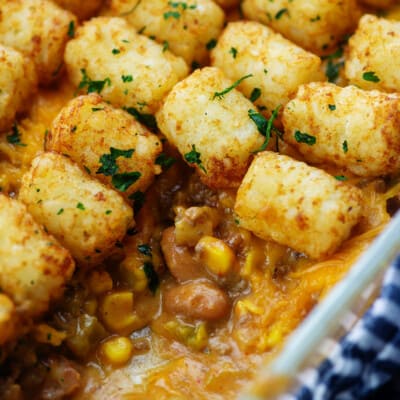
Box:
78;69;111;94
124;107;157;130
163;10;180;19
129;190;145;214
138;244;152;256
342;140;348;153
155;153;176;170
334;175;348;181
250;88;261;102
143;261;159;294
328;104;336;111
206;39;217;50
105;210;112;215
249;105;281;153
91;107;103;112
121;74;133;82
275;8;289;19
294;130;316;145
7;124;26;147
213;74;253;100
229;47;238;58
162;41;169;52
184;144;206;173
76;202;85;210
112;171;141;192
67;21;75;38
323;47;344;83
57;208;64;215
362;71;380;83
168;1;196;10
310;15;320;22
97;147;135;176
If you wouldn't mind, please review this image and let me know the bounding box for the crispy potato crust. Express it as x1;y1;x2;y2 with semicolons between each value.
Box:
282;82;400;177
0;194;75;318
241;0;360;55
345;15;400;92
156;67;264;189
0;0;77;85
19;152;134;267
47;94;162;199
102;0;225;65
235;152;363;259
211;21;325;115
65;17;189;114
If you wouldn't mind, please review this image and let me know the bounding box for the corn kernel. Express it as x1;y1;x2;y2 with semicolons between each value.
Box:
99;291;141;334
100;336;133;366
195;236;235;277
34;323;67;346
88;270;113;295
235;299;263;317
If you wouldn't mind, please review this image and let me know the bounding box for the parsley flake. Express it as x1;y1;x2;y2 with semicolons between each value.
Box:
334;175;348;181
229;47;238;58
138;244;152;256
76;202;85;210
163;10;180;19
78;69;111;94
275;8;289;19
112;171;141;192
363;71;380;83
162;41;169;52
249;105;281;153
129;191;145;214
7;124;26;147
184;144;206;173
213;74;253;100
342;140;348;153
124;107;157;130
97;147;135;176
328;104;336;111
67;21;75;38
155;153;176;170
250;88;262;102
294;130;316;145
206;39;217;50
57;208;64;215
121;74;133;82
143;261;159;294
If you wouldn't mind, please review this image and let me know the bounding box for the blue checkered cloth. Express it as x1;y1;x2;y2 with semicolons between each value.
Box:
295;254;400;400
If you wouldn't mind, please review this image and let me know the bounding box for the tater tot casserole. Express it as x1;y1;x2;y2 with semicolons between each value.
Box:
1;0;400;398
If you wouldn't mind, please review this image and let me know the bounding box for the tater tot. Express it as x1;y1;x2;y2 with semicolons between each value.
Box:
156;67;264;189
65;17;188;114
211;21;325;115
53;0;103;20
103;0;224;66
0;194;75;317
46;94;162;199
0;45;37;133
282;82;400;177
241;0;360;55
235;152;362;259
19;153;134;266
0;0;77;85
345;15;400;92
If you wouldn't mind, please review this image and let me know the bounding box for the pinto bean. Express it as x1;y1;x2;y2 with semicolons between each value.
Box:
163;281;230;321
161;227;204;282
